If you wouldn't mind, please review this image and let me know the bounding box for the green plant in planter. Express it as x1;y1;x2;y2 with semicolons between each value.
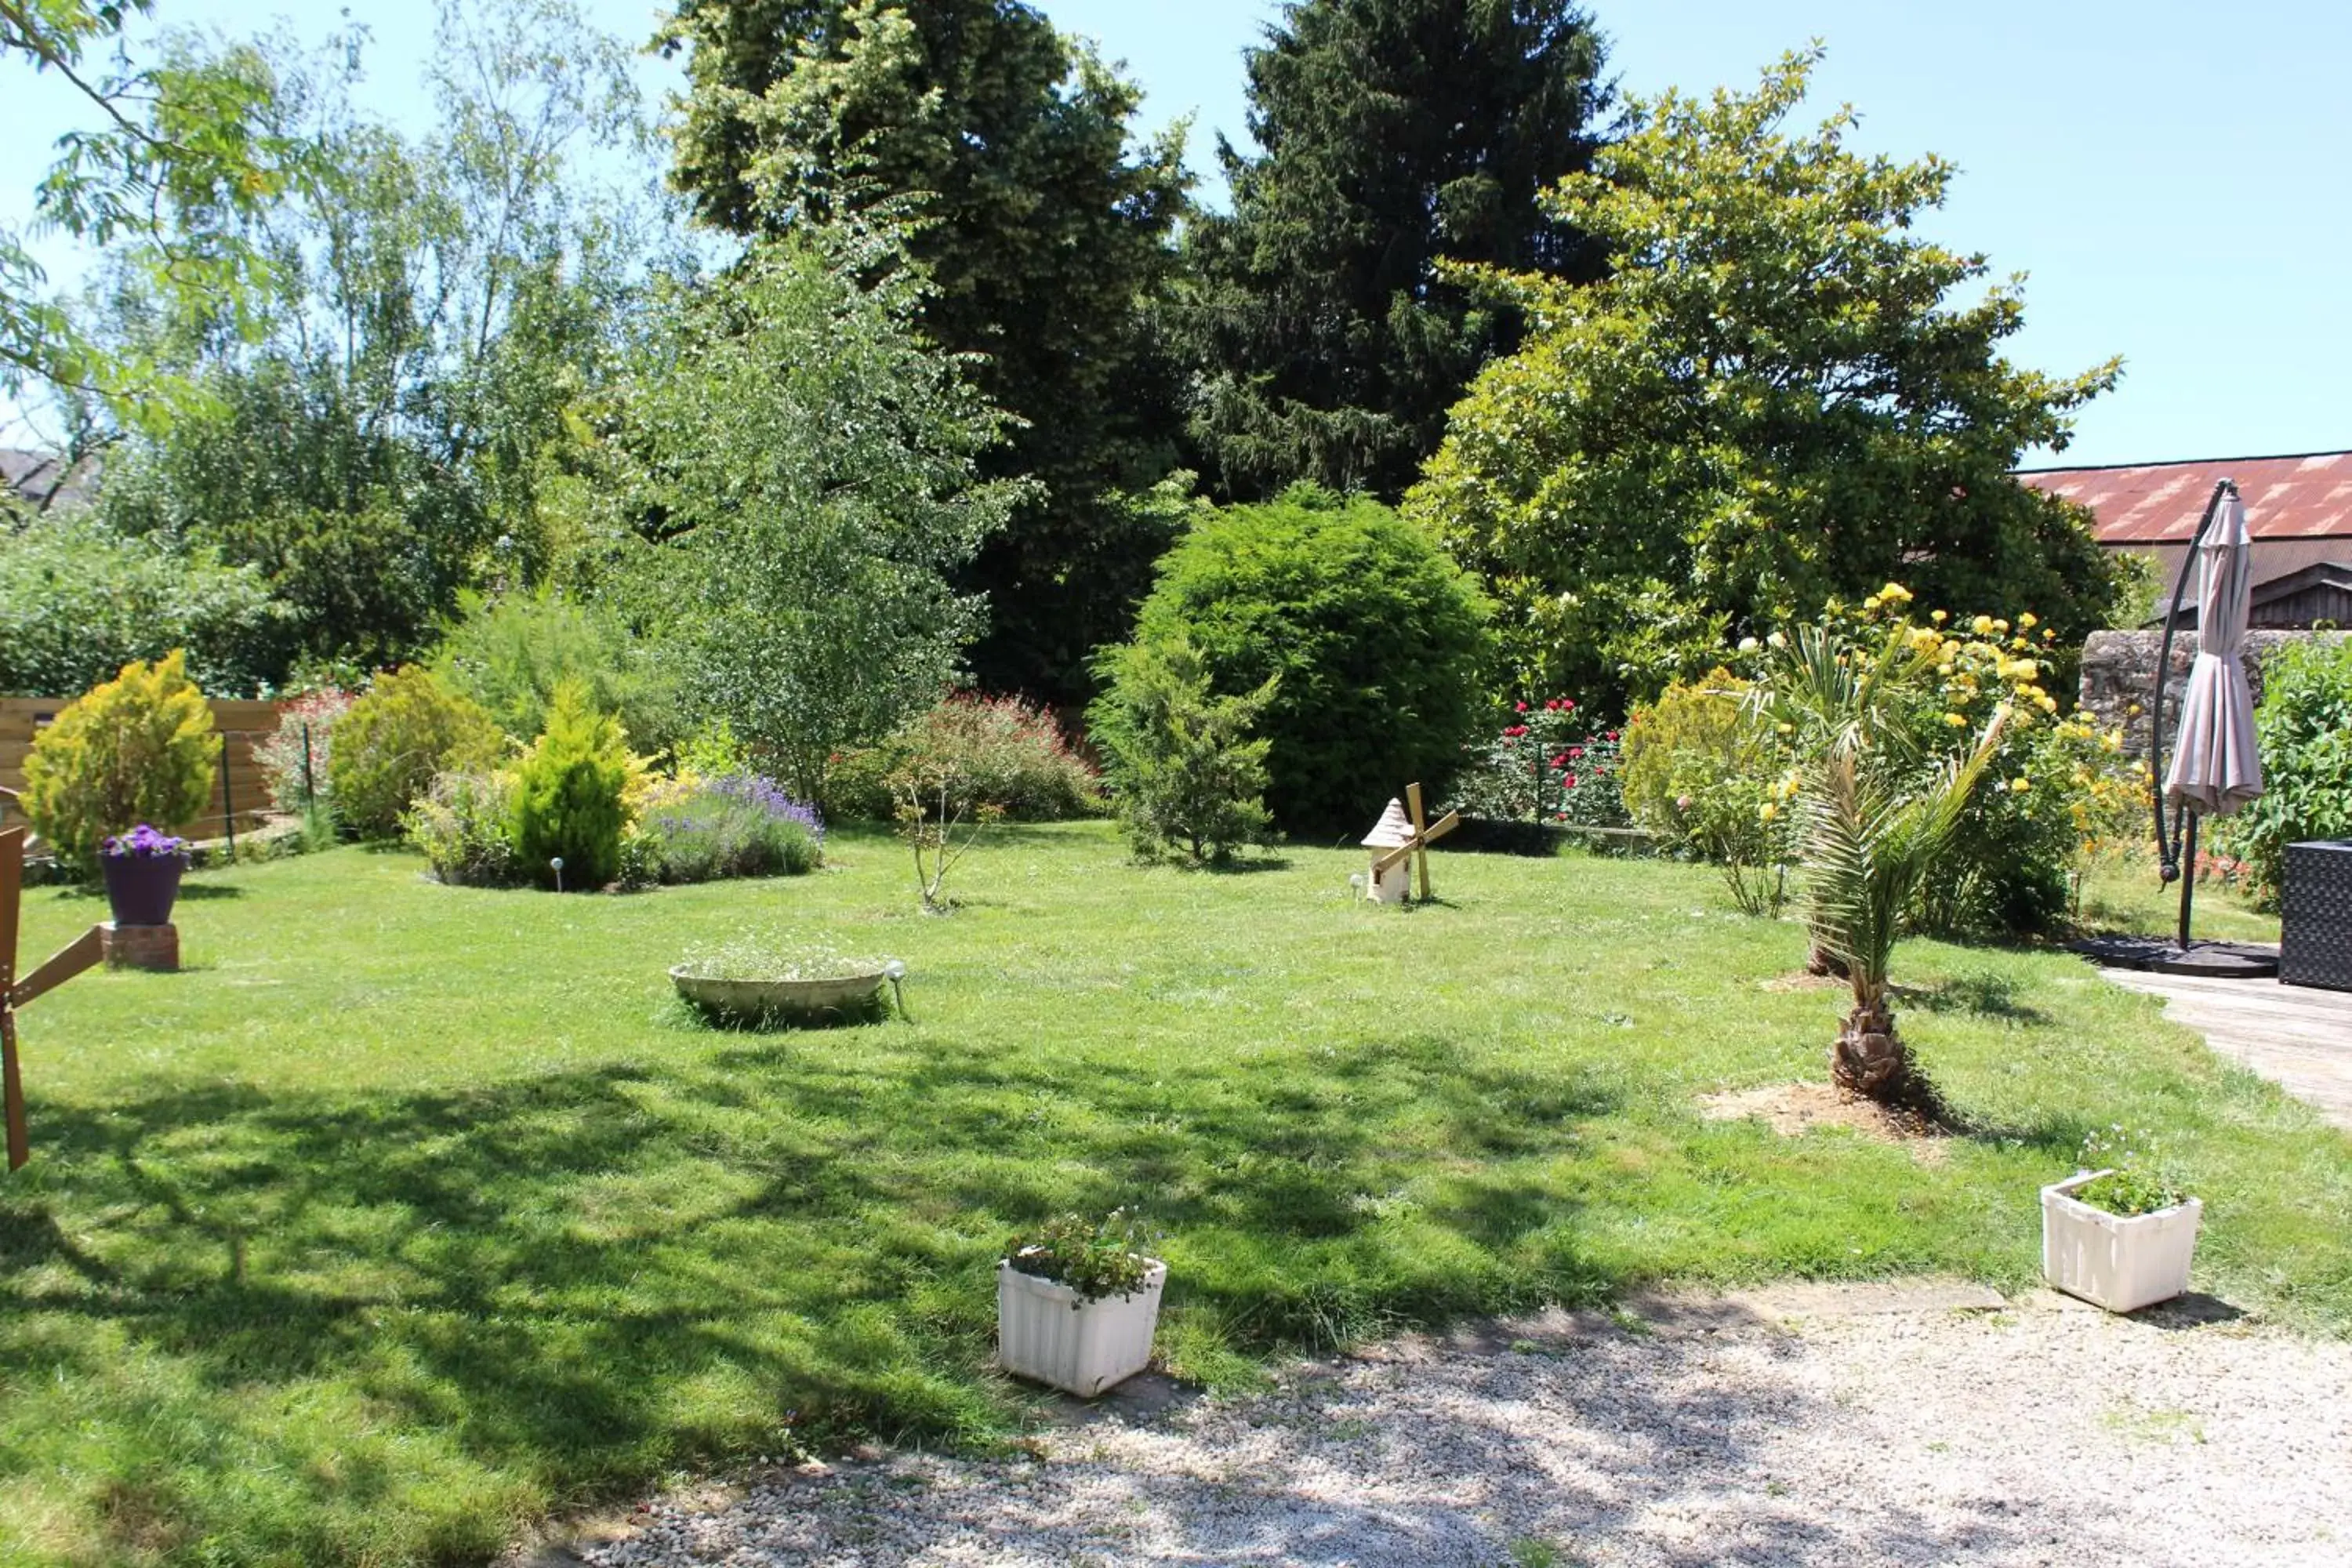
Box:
1004;1210;1158;1302
2070;1126;2188;1218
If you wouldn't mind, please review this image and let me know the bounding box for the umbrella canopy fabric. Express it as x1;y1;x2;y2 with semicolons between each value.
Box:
2164;488;2264;816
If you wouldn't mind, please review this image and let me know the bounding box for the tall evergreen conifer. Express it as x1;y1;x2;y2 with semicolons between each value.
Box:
1187;0;1611;502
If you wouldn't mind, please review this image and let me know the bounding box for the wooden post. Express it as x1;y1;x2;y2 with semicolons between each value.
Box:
0;824;104;1172
1;826;24;1171
1406;783;1432;903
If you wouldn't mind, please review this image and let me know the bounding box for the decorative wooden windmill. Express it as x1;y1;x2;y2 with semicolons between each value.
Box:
1359;783;1459;905
0;809;103;1171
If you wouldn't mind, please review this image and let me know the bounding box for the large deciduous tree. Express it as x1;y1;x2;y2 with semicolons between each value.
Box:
1;0;303;419
1408;50;2122;713
87;0;653;676
659;0;1191;706
1185;0;1610;503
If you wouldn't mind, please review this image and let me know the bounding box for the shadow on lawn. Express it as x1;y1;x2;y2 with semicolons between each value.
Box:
2;1026;1631;1559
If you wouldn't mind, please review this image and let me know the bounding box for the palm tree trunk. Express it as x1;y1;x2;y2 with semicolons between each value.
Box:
1831;984;1910;1100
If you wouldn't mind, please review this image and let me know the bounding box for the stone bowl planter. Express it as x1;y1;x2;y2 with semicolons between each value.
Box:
667;964;891;1025
997;1258;1167;1399
2042;1169;2203;1313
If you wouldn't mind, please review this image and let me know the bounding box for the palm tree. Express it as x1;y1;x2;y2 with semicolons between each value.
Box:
1761;624;2005;1105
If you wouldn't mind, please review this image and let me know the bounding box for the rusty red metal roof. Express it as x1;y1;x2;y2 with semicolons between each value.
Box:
2017;451;2352;544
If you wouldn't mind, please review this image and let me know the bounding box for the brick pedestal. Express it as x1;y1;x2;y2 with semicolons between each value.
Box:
100;921;179;972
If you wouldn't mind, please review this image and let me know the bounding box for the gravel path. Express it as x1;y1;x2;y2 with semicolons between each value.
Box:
568;1287;2352;1567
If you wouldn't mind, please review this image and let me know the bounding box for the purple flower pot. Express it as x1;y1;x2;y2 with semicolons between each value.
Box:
103;852;184;927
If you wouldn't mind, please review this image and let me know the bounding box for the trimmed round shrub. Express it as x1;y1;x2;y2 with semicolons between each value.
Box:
510;681;631;890
21;649;217;872
1113;485;1493;833
329;667;503;839
825;692;1102;823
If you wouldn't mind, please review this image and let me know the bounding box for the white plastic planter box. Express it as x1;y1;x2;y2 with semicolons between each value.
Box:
996;1258;1166;1397
2041;1170;2203;1313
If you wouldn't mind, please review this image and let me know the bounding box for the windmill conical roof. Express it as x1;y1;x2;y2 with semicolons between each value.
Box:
1361;797;1414;848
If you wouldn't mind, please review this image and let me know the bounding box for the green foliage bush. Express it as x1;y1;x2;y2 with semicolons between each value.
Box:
826;693;1102;823
1620;669;1791;913
1004;1209;1157;1302
510;681;630;890
2217;637;2352;909
329;667;504;840
20;649;218;872
1090;635;1278;864
405;771;521;887
0;517;289;696
1117;485;1491;832
434;590;681;755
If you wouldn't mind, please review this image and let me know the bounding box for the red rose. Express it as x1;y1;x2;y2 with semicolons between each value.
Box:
1606;730;1619;741
1567;745;1584;759
1563;773;1579;788
1504;724;1527;738
1562;699;1576;712
1514;701;1528;713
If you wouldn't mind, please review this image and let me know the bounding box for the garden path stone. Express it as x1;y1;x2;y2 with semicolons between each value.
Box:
558;1281;2352;1566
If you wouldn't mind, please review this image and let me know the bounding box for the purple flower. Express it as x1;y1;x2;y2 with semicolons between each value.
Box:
102;824;188;860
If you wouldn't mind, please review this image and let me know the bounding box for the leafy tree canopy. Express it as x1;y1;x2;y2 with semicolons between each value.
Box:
85;0;655;677
1187;0;1611;503
1409;49;2122;713
659;0;1192;705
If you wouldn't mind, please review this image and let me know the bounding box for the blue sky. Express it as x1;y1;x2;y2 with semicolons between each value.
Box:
7;1;2347;466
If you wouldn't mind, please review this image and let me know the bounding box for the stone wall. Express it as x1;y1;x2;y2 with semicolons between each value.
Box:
2078;629;2350;759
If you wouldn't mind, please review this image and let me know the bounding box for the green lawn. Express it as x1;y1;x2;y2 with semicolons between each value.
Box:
4;824;2347;1566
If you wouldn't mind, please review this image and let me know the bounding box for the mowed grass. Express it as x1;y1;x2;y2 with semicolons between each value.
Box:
3;823;2347;1566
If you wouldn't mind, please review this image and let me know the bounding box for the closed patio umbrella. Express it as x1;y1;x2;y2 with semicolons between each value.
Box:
2151;478;2267;971
2163;486;2263;816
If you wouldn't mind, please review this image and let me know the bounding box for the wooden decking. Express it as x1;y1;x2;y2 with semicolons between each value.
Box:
2101;968;2352;1131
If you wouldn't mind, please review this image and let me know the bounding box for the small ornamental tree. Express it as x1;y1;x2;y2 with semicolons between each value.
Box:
21;649;216;873
1090;635;1279;865
630;222;1017;800
510;680;631;890
1408;48;2121;713
329;667;504;839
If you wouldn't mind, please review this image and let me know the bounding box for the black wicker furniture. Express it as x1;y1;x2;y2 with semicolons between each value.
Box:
2281;840;2352;993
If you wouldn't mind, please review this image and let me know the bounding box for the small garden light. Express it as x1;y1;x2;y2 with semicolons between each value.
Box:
884;959;909;1019
550;855;564;893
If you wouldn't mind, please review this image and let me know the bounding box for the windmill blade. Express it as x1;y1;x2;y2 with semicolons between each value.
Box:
14;927;102;1009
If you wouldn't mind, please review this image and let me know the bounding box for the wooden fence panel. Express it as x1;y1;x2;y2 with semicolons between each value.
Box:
0;699;287;842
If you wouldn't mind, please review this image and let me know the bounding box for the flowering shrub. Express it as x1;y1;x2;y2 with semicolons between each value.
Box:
405;771;522;887
253;688;355;815
1732;585;2143;938
1446;697;1630;829
626;772;823;886
827;692;1102;823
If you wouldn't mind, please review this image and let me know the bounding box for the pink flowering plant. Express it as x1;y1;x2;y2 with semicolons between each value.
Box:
1446;697;1629;828
254;688;357;815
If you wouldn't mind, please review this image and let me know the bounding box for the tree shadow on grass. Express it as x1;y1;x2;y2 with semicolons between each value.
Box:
0;1025;1633;1563
1898;970;2053;1026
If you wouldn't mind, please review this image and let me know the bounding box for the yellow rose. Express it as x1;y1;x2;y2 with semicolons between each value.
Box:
1944;712;1966;727
2010;777;2031;793
2018;612;2038;629
1972;615;1994;634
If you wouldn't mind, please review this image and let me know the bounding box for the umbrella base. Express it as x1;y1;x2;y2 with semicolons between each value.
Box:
2069;935;2280;979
